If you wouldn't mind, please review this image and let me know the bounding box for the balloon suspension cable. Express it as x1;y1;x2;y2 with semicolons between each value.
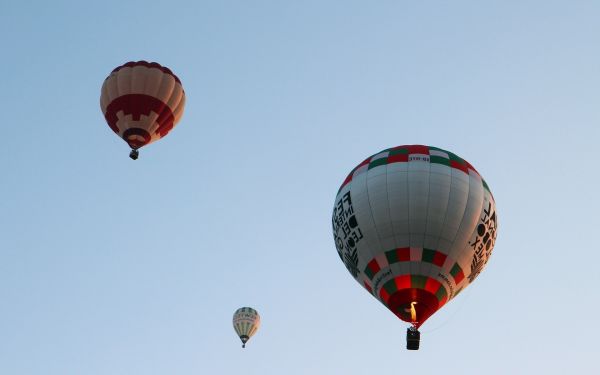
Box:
129;149;139;160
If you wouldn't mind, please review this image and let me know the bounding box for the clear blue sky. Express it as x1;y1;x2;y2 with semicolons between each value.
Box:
1;1;599;374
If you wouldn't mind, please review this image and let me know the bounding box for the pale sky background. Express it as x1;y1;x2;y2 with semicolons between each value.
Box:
1;1;599;374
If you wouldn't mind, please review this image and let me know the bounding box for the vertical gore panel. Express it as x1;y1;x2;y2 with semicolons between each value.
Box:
367;166;395;250
387;163;410;248
437;169;470;253
349;172;381;276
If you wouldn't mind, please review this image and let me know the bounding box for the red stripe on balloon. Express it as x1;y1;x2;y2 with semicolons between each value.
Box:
104;94;175;148
452;270;465;284
424;278;442;295
450;160;469;174
387;153;408;163
379;288;391;304
341;173;353;187
366;259;381;276
338;157;371;191
405;145;430;155
394;275;411;290
432;251;447;267
396;247;411;262
438;295;448;307
109;60;182;84
464;160;479;175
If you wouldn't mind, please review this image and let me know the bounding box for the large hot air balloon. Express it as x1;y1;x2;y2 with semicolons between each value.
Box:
100;61;186;159
233;307;260;348
332;145;497;350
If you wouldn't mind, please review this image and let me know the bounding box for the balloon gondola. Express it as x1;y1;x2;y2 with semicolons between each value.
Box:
406;327;420;350
332;145;498;350
100;61;186;159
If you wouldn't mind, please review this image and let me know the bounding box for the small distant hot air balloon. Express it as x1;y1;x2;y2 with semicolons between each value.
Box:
332;145;498;350
233;307;260;348
99;61;186;159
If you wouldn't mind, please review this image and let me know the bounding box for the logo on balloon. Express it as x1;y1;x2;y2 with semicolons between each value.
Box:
468;201;498;283
332;191;364;277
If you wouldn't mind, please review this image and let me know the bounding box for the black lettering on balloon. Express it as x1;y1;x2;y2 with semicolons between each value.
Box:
332;191;363;277
349;215;358;228
468;201;498;283
347;237;355;248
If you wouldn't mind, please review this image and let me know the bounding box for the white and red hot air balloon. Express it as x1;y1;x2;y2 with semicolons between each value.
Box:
332;145;498;350
100;61;186;159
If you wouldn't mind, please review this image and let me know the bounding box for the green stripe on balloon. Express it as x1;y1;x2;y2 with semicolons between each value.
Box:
385;249;400;263
430;155;451;166
389;147;409;155
336;144;489;195
448;152;463;163
365;247;451;281
383;279;398;295
482;179;491;193
450;263;465;284
449;263;461;276
411;275;428;289
422;248;436;263
364;265;376;280
435;286;448;302
368;157;388;169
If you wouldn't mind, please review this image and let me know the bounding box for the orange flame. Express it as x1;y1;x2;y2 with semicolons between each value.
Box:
410;302;417;322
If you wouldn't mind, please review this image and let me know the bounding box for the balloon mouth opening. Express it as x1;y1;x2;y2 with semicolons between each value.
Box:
386;288;441;328
123;128;151;149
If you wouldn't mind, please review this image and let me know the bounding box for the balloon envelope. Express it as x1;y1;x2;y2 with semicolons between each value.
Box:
332;145;497;328
99;61;186;154
233;307;260;347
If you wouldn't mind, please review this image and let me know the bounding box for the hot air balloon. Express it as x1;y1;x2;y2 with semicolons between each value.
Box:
99;61;186;159
233;307;260;348
332;145;497;350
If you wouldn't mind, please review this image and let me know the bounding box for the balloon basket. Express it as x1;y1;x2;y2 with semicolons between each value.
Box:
406;327;420;350
129;149;139;160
